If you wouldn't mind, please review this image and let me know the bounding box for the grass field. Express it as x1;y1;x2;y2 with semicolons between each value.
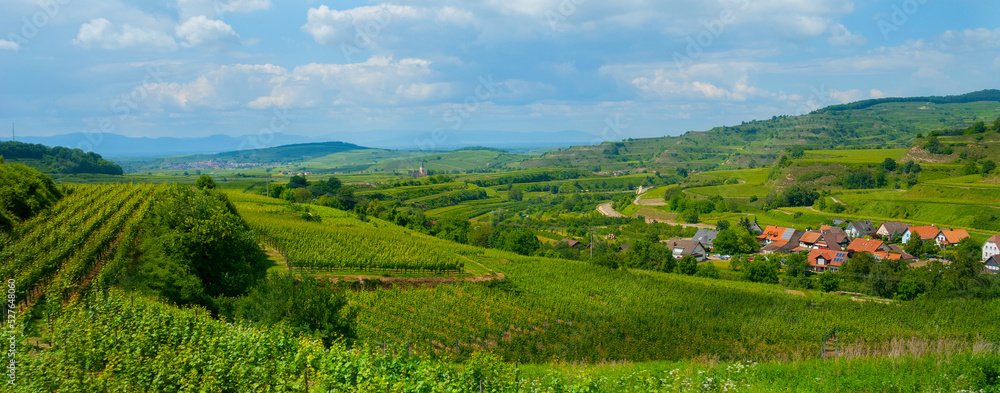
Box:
799;148;908;164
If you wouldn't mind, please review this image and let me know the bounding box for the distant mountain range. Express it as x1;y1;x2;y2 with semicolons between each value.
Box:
16;130;600;159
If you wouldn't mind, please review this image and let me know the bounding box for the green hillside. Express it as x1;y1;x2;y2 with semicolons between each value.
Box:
521;90;1000;173
146;141;371;169
0;141;123;175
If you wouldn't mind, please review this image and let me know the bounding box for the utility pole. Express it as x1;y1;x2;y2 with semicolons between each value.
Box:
590;228;594;259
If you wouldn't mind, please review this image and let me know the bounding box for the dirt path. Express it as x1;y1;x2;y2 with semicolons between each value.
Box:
785;289;805;297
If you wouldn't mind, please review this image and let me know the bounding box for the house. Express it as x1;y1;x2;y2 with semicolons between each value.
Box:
820;229;850;251
760;240;796;255
845;220;877;239
983;235;1000;262
617;244;631;252
808;249;848;273
846;238;888;255
798;231;824;249
757;226;801;245
936;228;970;248
664;239;707;262
831;219;847;226
901;225;940;244
561;239;581;248
985;255;1000;275
747;221;763;235
605;234;617;240
877;221;911;240
691;229;719;250
886;245;917;261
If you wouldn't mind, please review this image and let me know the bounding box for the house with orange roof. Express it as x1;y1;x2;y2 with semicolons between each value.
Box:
798;231;824;248
936;228;970;248
808;249;848;273
846;238;888;256
983;234;1000;262
756;225;800;245
901;225;940;244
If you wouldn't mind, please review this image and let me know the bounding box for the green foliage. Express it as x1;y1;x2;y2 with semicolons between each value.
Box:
742;259;778;284
775;185;819;207
0;162;62;231
127;185;268;307
0;141;123;175
507;187;523;201
982;160;996;175
818;272;841;292
712;227;760;255
221;273;356;346
678;255;698;275
490;227;541;256
879;158;898;172
195;174;216;189
784;252;810;278
961;161;981;176
695;263;720;279
904;235;926;257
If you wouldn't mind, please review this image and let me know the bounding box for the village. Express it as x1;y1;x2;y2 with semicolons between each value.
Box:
648;219;1000;275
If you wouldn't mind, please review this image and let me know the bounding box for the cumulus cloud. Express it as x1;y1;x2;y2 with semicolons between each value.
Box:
72;18;177;50
176;16;240;48
133;57;453;112
177;0;271;20
0;39;20;51
302;4;422;46
828;24;867;46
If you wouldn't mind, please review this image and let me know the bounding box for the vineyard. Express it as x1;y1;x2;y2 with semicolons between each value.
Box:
0;182;156;308
229;192;466;274
351;248;1000;364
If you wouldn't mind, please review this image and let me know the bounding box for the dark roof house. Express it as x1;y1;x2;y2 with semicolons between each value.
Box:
692;229;719;249
846;220;877;239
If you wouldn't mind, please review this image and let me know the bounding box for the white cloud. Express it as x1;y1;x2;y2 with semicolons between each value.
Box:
177;0;271;20
135;57;452;112
828;88;865;104
870;89;886;99
73;18;177;50
0;39;20;51
302;4;422;46
176;16;240;48
828;24;867;46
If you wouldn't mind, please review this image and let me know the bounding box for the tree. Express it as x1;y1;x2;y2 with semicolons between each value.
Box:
784;252;811;278
716;220;730;231
879;158;897;172
961;161;980;176
660;254;677;273
712;230;739;255
491;228;541;256
195;175;216;190
743;259;778;284
946;237;984;284
696;263;720;279
969;120;987;134
867;262;897;298
682;209;699;224
818;272;840;292
288;175;309;188
678;255;698;275
894;277;925;301
981;160;996;175
995;117;1000;132
841;252;875;282
904;235;925;257
508;187;523;201
292;188;313;203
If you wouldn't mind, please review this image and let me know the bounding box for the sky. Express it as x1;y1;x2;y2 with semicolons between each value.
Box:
1;0;999;149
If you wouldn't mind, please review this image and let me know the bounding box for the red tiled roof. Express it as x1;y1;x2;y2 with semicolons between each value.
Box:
939;228;970;244
987;235;1000;245
799;231;823;244
847;238;886;253
907;225;940;241
808;249;847;267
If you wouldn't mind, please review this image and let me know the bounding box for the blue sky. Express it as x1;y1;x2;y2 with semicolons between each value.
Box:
1;0;999;147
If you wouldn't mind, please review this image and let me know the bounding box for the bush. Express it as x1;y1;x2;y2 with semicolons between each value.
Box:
678;255;698;275
743;259;778;284
818;272;840;292
695;263;720;279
